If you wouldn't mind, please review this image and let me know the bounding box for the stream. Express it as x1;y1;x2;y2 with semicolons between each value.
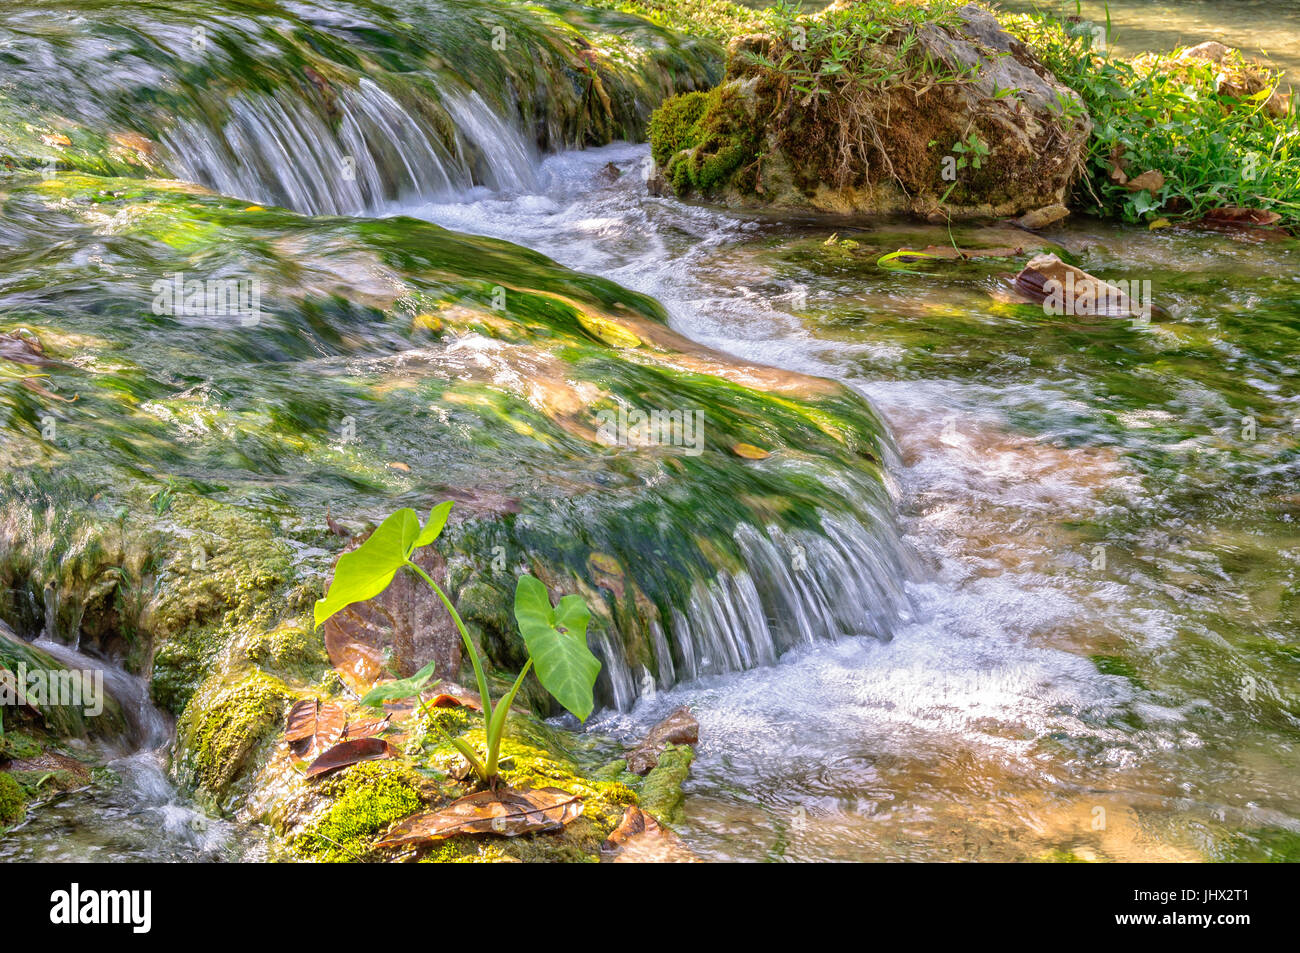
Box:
397;144;1300;861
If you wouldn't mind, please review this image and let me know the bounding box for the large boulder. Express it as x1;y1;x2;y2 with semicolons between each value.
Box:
649;2;1091;218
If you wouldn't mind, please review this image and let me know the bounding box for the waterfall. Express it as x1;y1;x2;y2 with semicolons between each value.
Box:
164;83;540;215
598;511;916;708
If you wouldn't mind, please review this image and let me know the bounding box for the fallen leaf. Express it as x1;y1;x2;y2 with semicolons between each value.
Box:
304;738;392;779
387;461;411;472
285;699;347;763
427;692;482;711
601;806;696;863
1123;170;1165;193
343;714;392;740
1200;207;1283;226
732;443;770;459
375;786;583;847
0;331;57;367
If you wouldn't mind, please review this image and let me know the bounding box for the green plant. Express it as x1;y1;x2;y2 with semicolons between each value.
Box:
1004;10;1300;226
313;502;601;788
950;132;989;171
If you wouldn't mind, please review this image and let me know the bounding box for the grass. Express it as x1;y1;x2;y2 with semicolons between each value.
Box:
1003;11;1300;226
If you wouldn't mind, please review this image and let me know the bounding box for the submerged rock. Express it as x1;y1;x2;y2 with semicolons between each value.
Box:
649;2;1091;219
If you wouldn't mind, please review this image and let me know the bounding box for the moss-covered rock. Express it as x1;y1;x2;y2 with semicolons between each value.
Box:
174;670;293;813
637;742;693;825
649;1;1091;218
0;771;27;826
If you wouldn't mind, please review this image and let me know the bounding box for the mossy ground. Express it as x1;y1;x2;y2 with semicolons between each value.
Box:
281;704;667;863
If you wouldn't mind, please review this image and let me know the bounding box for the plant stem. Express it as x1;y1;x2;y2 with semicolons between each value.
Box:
484;659;532;780
405;560;494;722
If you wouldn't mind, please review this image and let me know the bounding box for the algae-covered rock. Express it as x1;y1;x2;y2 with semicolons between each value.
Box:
174;670;294;814
650;1;1091;218
0;771;27;826
638;742;694;825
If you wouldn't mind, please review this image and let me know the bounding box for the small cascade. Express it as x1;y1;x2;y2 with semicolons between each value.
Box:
0;640;245;862
597;511;916;709
164;84;539;215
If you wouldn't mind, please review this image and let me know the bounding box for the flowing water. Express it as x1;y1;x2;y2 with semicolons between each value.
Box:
2;0;1298;863
403;144;1300;862
0;641;251;861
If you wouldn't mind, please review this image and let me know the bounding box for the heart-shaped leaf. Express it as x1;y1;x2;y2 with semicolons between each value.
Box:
513;575;600;722
414;501;453;548
314;508;420;628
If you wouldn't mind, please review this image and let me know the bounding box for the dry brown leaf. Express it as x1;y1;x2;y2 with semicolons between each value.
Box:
285;699;347;763
303;738;392;779
375;786;583;847
343;714;392;740
601;807;697;863
1123;170;1165;193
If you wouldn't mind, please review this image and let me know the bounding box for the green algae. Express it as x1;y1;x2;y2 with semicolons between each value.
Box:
637;742;693;825
174;670;293;813
0;772;26;827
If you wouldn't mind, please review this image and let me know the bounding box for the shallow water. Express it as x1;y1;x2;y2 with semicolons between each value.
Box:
0;642;251;862
406;143;1300;862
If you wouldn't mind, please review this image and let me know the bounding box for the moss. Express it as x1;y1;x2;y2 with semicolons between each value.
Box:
0;730;42;761
294;761;426;862
1037;847;1093;863
653;84;760;196
175;670;292;813
637;742;693;825
243;621;329;682
0;771;26;826
649;90;709;167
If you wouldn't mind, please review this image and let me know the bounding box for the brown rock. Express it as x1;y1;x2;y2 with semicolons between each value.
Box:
625;706;699;775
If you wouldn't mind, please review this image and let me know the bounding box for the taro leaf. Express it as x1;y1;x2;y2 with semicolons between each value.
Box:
359;660;439;708
600;806;696;863
513;575;600;722
413;501;453;548
374;786;583;847
285;699;347;763
303;738;392;779
313;508;420;628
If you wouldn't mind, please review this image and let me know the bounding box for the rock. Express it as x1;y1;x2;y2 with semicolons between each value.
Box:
1016;204;1070;230
1011;253;1152;321
625;706;699;775
650;3;1090;219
